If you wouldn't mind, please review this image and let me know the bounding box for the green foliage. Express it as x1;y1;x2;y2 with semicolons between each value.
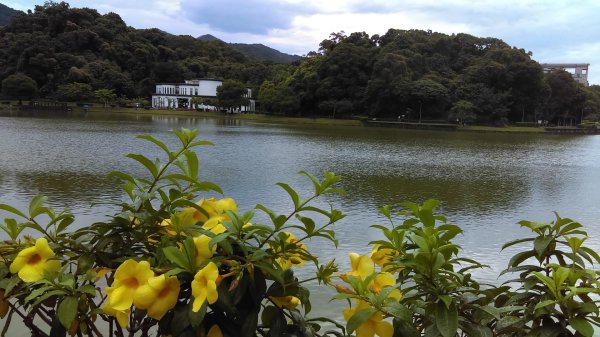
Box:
0;2;274;99
217;79;250;109
55;82;93;101
1;73;38;100
0;129;346;337
334;200;600;337
93;88;117;107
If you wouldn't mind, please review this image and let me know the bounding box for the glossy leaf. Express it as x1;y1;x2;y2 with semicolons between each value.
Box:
346;307;377;334
57;296;78;329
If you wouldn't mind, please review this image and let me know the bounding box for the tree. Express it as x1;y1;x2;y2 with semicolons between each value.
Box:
1;73;38;102
216;79;249;111
258;80;298;114
541;70;581;125
55;82;92;101
449;100;477;125
410;78;450;120
190;96;203;109
94;88;117;107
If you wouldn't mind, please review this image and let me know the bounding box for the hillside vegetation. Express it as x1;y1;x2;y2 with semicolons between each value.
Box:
1;1;600;125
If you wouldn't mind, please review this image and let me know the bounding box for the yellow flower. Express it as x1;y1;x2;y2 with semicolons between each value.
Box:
9;238;61;282
191;262;219;312
0;289;9;318
105;260;154;311
197;198;237;223
269;295;301;310
193;235;216;266
343;300;393;337
103;298;130;328
274;232;307;270
202;216;227;234
133;275;180;320
344;253;375;280
370;245;398;271
369;273;402;300
207;324;224;337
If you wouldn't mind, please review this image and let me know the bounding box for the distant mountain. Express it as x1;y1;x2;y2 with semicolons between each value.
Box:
198;34;302;64
197;34;222;42
230;43;302;64
0;3;20;26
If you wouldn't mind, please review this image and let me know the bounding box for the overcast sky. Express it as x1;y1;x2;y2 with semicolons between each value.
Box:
8;0;600;84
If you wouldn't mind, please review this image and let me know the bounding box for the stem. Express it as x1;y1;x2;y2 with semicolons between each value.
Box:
258;193;322;249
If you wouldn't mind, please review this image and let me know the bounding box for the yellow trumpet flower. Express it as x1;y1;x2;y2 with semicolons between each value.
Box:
105;260;154;311
103;299;130;328
274;232;307;270
370;245;398;271
9;238;61;282
193;235;216;266
341;253;374;281
343;300;393;337
369;272;402;300
191;262;219;312
133;274;180;320
269;295;301;310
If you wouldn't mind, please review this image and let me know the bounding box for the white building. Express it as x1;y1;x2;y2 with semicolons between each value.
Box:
151;79;256;111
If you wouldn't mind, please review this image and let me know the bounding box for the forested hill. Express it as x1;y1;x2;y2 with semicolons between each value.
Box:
1;2;599;125
0;2;281;99
260;30;600;125
197;34;302;63
0;3;20;26
229;43;301;64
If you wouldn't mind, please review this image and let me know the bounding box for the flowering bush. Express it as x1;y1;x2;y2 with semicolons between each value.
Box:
1;129;599;337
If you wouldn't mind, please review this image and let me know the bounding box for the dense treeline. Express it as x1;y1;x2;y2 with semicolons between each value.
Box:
0;2;277;102
260;30;600;125
1;2;600;125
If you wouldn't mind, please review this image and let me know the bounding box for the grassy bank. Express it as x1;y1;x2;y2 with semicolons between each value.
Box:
0;102;564;133
460;125;546;133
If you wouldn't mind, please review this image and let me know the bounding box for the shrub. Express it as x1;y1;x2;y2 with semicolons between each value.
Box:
1;129;599;337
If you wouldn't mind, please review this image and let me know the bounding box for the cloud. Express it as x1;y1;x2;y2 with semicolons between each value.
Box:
181;0;311;35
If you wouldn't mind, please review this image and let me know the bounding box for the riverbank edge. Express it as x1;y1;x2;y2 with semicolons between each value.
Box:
2;105;595;134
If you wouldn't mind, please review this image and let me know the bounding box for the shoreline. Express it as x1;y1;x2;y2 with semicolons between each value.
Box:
1;105;595;134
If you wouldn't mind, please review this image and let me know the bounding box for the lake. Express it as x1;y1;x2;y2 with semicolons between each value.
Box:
2;113;600;332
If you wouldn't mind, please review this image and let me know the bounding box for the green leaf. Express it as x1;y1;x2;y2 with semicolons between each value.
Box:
533;236;554;258
299;170;322;194
58;296;79;329
0;204;27;219
346;307;377;334
28;195;48;218
569;317;594;337
507;250;536;268
495;316;523;331
435;301;458;337
1;218;23;240
137;135;172;159
501;237;535;250
163;247;191;271
534;299;557;311
126;153;159;178
418;208;435;227
108;171;136;184
461;322;493;337
277;182;300;208
184;150;199;179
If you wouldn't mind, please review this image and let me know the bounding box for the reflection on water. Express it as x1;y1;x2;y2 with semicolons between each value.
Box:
2;114;600;324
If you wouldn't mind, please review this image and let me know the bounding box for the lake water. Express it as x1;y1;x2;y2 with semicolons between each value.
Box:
2;114;600;333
